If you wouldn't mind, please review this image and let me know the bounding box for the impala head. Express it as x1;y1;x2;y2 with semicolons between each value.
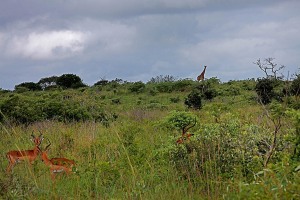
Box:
37;138;51;161
30;132;44;146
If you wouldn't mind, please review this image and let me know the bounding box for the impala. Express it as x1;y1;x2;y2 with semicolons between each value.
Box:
6;133;44;173
176;119;196;144
39;139;75;180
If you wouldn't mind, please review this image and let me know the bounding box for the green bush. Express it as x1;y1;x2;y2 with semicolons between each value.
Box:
185;90;202;109
255;78;275;104
128;81;145;93
155;82;174;93
290;74;300;96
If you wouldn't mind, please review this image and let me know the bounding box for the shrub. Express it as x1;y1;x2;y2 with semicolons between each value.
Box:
94;79;109;86
203;88;218;100
290;74;300;96
163;110;198;134
155;82;174;93
255;78;275;104
172;79;193;91
185;90;202;109
128;81;145;93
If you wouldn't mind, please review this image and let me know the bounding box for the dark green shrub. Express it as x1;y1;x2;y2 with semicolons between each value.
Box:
291;74;300;96
57;74;86;89
255;78;275;104
94;79;109;86
14;82;42;91
185;90;202;109
203;88;218;100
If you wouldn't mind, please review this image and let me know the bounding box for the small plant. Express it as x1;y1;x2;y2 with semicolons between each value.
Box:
164;110;197;136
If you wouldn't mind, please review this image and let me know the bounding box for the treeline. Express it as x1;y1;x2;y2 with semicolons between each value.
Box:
0;73;299;124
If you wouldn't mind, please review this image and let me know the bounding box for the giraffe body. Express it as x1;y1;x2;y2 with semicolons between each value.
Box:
197;66;207;81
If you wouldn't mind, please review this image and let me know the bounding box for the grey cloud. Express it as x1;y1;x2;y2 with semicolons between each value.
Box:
0;0;299;89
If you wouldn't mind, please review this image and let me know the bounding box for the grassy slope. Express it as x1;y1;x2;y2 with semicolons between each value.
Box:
0;80;299;199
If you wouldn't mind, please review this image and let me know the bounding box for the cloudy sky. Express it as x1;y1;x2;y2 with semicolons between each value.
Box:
0;0;299;90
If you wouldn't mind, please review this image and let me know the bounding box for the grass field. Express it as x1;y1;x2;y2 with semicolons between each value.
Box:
1;79;300;199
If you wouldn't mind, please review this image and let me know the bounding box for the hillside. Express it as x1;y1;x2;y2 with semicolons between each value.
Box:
0;76;299;199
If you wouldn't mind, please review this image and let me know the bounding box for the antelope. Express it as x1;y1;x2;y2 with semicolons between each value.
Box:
176;119;196;144
6;133;44;173
197;65;207;81
39;139;75;180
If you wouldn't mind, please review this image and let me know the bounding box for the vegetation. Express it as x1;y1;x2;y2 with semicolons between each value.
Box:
0;67;300;199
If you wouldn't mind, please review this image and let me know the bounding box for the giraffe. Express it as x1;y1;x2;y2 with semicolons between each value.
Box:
197;65;207;81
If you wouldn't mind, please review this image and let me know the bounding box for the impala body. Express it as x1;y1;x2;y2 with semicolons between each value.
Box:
39;139;75;180
6;133;44;173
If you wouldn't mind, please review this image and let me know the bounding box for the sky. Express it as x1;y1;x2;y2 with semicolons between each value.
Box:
0;0;299;90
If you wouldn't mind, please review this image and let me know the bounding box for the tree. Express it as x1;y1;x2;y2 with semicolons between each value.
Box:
254;58;285;79
148;75;177;83
38;76;58;90
14;82;42;91
56;74;86;89
254;58;286;104
94;78;109;86
164;111;197;136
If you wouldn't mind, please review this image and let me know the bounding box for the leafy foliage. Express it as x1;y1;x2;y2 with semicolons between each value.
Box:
184;90;202;109
290;73;300;96
56;74;86;89
14;82;42;92
128;81;145;93
255;78;275;104
164;111;197;134
38;76;58;90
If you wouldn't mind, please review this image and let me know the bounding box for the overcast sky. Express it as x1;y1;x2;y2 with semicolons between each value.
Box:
0;0;299;90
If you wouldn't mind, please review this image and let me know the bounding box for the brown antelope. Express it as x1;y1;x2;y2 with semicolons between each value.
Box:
197;65;207;81
39;139;75;180
176;119;196;144
6;133;44;173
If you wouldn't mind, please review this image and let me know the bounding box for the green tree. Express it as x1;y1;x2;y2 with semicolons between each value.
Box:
56;74;86;89
14;82;42;91
38;76;58;90
164;111;197;135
